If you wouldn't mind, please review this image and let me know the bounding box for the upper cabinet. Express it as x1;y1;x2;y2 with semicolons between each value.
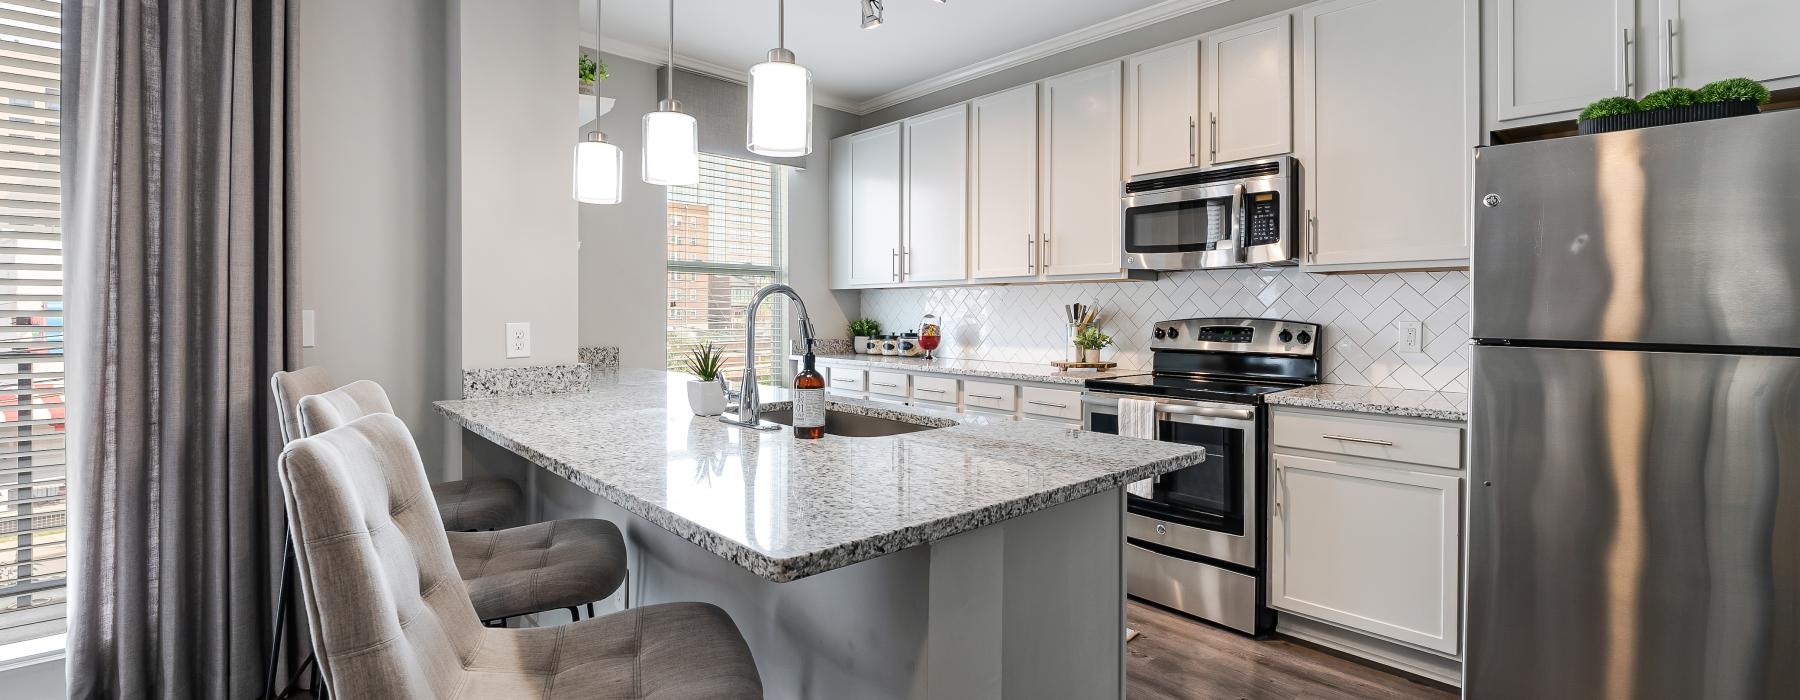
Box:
1203;15;1294;165
1495;0;1633;122
1041;62;1126;277
1124;42;1201;177
1657;0;1800;91
843;124;902;286
901;105;969;283
970;84;1040;280
1299;0;1476;272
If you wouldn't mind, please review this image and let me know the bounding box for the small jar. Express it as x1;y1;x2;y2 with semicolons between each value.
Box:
860;336;882;354
899;332;922;357
880;334;900;356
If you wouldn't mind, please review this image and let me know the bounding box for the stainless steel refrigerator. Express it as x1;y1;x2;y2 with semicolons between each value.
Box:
1469;110;1800;699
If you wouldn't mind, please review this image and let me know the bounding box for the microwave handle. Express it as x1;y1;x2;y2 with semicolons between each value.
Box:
1231;183;1246;250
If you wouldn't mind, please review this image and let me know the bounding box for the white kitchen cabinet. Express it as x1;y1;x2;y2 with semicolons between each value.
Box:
844;124;902;286
1041;62;1125;278
1202;15;1293;165
1124;41;1200;177
1657;0;1800;92
902;104;969;283
1495;0;1634;122
1269;452;1462;655
828;137;854;289
1298;0;1476;272
970;84;1040;280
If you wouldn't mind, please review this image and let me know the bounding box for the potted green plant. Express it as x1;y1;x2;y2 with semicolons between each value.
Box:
682;343;729;416
578;50;616;123
578;52;609;93
849;319;881;354
1578;78;1770;135
1073;326;1113;363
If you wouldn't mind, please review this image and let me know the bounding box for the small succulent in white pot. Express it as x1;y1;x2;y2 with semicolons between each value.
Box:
682;343;729;416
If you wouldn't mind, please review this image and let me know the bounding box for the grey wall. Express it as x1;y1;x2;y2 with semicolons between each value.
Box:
296;0;452;473
859;0;1312;127
578;55;862;371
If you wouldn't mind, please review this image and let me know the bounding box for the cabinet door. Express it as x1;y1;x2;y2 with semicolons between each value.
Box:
1270;453;1462;655
1299;0;1475;270
1041;62;1124;278
1124;41;1199;176
1659;0;1800;91
902;105;969;283
828;136;854;289
970;84;1039;279
1497;0;1634;121
1202;15;1293;165
847;124;902;286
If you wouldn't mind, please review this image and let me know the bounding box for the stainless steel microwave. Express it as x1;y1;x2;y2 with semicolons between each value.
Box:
1121;156;1300;271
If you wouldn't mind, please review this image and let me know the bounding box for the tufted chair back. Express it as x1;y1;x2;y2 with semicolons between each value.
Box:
298;379;395;437
271;366;339;444
278;412;482;697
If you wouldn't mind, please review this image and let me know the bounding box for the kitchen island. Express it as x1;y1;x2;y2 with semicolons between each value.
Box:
435;369;1204;699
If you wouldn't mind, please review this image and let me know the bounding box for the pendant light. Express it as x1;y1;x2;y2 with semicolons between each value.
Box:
747;0;812;157
574;0;622;204
642;0;699;186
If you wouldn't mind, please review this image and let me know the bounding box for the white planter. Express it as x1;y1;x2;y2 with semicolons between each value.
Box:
853;336;870;354
1085;348;1103;363
687;379;727;416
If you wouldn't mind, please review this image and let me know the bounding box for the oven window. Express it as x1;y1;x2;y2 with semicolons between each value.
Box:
1124;197;1229;253
1087;411;1246;536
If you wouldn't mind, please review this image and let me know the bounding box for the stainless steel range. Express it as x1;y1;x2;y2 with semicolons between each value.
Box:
1083;317;1320;635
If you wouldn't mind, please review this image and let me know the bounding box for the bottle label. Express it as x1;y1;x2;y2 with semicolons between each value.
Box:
794;388;826;429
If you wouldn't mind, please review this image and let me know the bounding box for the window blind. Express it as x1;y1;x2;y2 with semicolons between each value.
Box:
0;0;64;653
666;153;787;384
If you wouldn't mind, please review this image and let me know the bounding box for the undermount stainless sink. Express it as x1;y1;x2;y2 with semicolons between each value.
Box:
759;408;941;438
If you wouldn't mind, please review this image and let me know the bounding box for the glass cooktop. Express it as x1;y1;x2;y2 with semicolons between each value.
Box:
1085;373;1307;404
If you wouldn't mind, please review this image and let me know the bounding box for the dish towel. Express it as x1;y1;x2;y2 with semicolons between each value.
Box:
1119;398;1159;499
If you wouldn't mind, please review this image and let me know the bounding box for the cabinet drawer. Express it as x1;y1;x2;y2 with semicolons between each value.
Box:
1272;411;1462;469
1020;386;1082;421
827;367;866;393
867;371;910;398
912;375;959;405
963;381;1017;412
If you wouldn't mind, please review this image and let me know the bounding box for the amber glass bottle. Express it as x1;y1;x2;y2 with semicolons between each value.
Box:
792;341;826;439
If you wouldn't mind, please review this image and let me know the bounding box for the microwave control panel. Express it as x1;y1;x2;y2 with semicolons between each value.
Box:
1244;192;1281;247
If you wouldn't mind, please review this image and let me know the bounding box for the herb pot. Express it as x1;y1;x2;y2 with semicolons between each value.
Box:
1084;348;1102;363
853;335;871;354
1578;99;1759;135
686;379;726;416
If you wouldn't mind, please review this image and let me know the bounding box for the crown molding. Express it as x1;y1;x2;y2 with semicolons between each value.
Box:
849;0;1233;115
594;37;864;115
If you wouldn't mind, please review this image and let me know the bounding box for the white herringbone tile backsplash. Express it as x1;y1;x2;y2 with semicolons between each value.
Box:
861;269;1472;392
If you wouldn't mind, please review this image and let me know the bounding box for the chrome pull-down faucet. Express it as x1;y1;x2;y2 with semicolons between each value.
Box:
720;284;814;430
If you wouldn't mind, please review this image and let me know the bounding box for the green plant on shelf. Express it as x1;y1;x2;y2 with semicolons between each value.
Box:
579;52;608;85
1073;326;1113;351
683;343;727;381
1579;96;1642;122
1697;77;1771;105
849;319;882;337
1638;87;1701;111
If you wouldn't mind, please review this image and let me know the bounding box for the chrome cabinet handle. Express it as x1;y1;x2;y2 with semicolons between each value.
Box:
1027;237;1036;273
1027;400;1068;409
891;248;899;281
1208;112;1218;164
1188;116;1197;164
916;387;945;394
1621;27;1634;92
1275;467;1285;517
1306;210;1317;262
1666;19;1678;83
968;393;1004;401
873;382;900;388
832;377;857;384
1322;434;1394;446
903;247;911;277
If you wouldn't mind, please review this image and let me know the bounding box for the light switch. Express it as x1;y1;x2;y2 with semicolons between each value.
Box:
506;322;531;358
1397;321;1422;353
302;310;316;348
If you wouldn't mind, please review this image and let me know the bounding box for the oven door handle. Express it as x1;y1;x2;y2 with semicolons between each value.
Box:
1081;395;1255;422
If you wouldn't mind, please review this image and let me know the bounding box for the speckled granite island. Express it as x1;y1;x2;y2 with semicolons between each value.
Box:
435;369;1203;700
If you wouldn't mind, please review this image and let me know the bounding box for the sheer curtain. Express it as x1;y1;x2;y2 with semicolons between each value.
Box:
62;1;298;697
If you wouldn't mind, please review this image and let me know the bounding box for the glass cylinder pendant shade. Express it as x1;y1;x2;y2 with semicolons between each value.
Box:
573;134;623;204
642;101;699;186
747;50;812;157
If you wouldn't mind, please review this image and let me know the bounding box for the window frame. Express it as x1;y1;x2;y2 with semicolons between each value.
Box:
663;154;791;385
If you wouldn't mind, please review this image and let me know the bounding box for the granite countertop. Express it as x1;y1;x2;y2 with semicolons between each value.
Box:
1266;383;1470;422
434;369;1203;583
801;353;1148;385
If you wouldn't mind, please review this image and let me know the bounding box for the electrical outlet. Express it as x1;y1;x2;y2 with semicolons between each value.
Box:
505;322;531;359
1397;321;1422;353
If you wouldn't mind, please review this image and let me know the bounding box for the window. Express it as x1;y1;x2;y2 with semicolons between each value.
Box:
666;153;786;383
0;0;65;660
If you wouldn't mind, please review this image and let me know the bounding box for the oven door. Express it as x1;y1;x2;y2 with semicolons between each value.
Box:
1121;181;1242;271
1082;393;1259;568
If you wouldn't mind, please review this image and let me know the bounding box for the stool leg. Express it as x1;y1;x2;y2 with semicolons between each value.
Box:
567;605;581;622
586;602;595;618
262;530;294;699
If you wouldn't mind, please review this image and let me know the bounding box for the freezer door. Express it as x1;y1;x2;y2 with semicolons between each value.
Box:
1472;110;1800;349
1468;345;1800;699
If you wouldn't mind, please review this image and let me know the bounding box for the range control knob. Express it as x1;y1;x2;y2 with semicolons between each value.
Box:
1153;328;1166;340
1295;330;1313;344
1278;329;1294;343
1166;327;1180;339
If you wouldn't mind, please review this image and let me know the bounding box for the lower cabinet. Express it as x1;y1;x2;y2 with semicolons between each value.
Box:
1268;452;1462;656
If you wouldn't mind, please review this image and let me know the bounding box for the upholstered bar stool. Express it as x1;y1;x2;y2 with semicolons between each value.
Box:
272;367;521;531
279;412;762;698
298;380;629;624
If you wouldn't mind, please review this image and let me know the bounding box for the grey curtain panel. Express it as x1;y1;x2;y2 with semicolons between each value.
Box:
62;0;299;698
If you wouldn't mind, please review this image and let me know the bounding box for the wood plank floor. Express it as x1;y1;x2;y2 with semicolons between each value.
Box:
1127;601;1457;700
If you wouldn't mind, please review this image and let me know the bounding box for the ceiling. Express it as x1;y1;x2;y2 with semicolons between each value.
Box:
583;0;1193;114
